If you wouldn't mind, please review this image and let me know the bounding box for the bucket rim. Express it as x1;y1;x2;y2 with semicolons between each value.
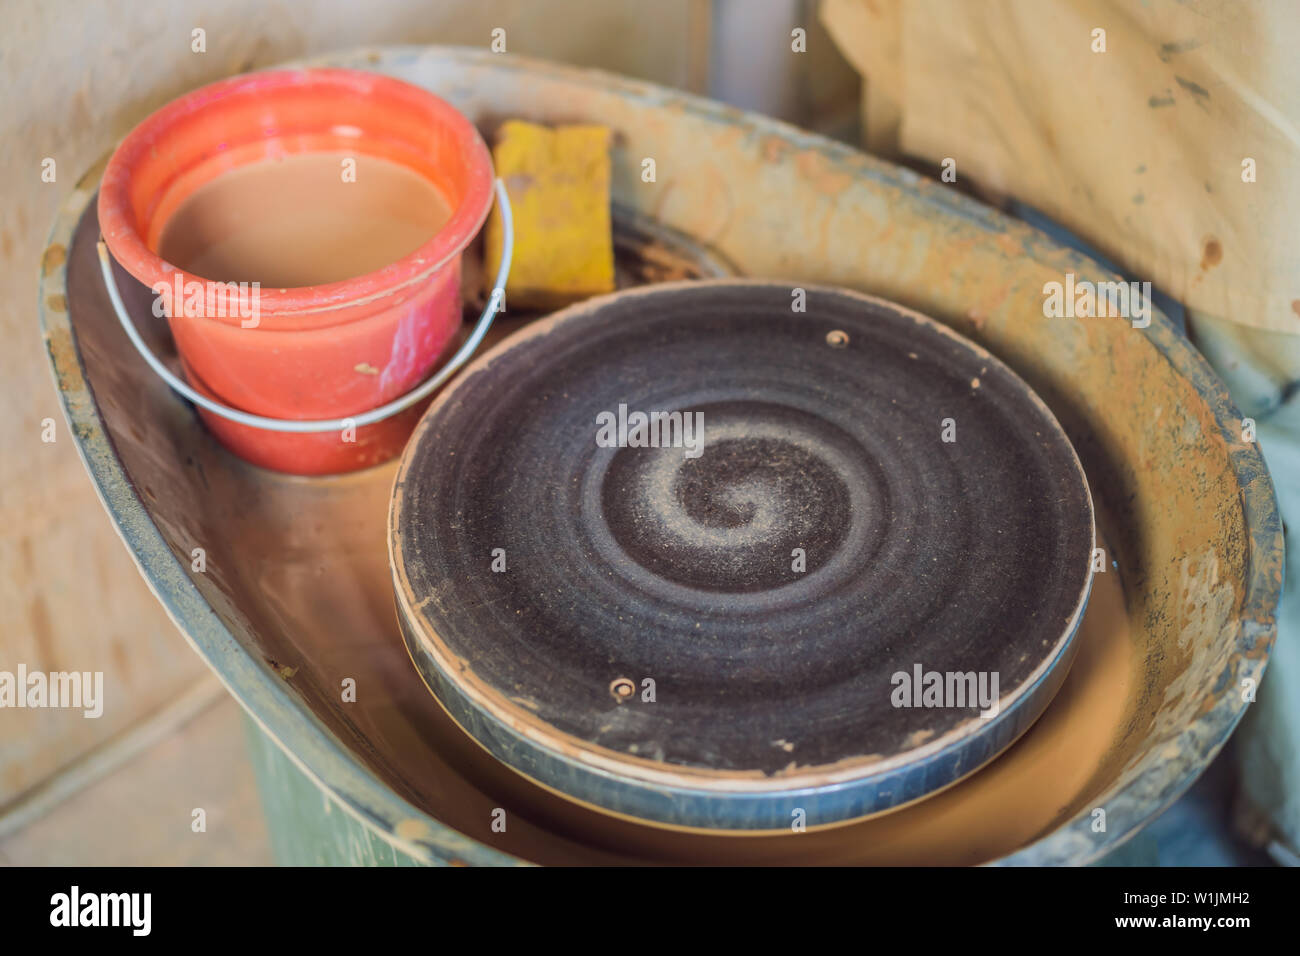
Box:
96;66;495;332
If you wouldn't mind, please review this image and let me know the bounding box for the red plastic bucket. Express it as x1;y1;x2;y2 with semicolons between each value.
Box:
98;68;495;474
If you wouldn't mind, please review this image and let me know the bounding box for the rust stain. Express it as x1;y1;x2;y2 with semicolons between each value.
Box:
761;135;791;164
794;150;853;196
1200;237;1222;271
264;656;297;680
45;326;85;392
46;293;68;313
1290;299;1300;318
42;243;68;274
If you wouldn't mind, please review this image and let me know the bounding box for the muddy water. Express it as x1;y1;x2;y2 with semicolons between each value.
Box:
157;152;452;288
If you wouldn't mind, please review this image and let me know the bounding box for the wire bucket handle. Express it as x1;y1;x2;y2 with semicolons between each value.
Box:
96;178;513;434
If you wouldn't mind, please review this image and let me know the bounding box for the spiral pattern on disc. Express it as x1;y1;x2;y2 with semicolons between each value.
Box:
392;282;1093;826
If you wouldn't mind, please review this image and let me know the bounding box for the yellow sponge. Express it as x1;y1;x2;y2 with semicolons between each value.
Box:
485;121;615;309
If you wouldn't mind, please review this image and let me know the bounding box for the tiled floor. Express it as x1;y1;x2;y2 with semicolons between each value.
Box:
0;686;272;866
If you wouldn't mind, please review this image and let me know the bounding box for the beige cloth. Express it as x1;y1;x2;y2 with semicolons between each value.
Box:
822;0;1300;334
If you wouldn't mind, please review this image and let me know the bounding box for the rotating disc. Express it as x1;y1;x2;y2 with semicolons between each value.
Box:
390;281;1094;831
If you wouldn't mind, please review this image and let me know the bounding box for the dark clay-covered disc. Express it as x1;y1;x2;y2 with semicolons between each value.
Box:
390;281;1094;831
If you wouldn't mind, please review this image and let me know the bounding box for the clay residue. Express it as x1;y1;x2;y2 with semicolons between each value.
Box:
1175;76;1211;102
1155;550;1240;723
1200;237;1223;271
41;243;67;274
1159;40;1202;62
761;135;791;164
794;150;854;196
395;818;434;842
45;326;85;392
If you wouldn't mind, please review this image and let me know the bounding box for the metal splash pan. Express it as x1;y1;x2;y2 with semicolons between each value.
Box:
39;46;1282;865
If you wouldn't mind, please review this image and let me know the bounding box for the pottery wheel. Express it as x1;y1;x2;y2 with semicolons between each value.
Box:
390;281;1095;830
